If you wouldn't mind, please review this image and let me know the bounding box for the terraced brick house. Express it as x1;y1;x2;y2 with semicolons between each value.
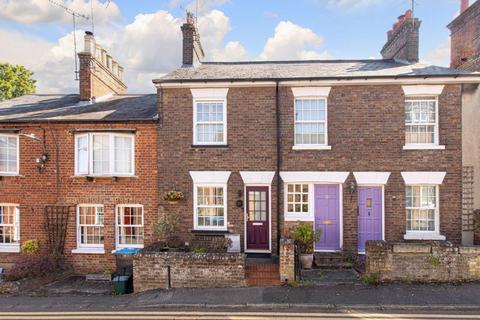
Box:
154;8;480;263
0;33;158;274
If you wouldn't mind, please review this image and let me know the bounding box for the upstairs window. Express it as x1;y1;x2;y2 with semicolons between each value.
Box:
0;134;19;175
75;133;134;176
194;101;226;145
294;98;327;146
405;97;438;145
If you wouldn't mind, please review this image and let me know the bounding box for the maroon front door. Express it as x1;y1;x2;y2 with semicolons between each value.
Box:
246;187;269;251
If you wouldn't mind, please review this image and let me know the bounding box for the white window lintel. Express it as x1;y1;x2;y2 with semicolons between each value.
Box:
401;172;446;185
240;171;275;185
291;87;332;97
402;85;444;96
190;88;229;99
190;171;231;184
280;171;349;184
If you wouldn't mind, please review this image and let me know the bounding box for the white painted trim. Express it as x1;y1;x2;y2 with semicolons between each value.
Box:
292;145;332;150
0;244;20;253
190;171;231;184
353;172;391;185
401;172;446;185
291;87;331;97
243;184;272;253
403;145;446;150
240;171;275;185
192;96;227;146
280;171;349;184
190;88;229;99
405;96;441;147
115;204;145;249
156;77;480;89
403;232;446;240
76;204;105;252
72;248;105;254
284;183;315;221
402;85;445;96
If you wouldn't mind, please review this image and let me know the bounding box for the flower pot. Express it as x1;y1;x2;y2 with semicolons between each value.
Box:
299;253;314;269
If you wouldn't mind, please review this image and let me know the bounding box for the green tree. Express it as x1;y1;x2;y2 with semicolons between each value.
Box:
0;63;36;101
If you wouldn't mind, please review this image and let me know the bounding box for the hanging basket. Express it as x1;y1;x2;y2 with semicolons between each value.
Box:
162;191;185;204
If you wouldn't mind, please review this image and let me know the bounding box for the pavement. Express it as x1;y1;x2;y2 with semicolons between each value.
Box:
3;283;480;311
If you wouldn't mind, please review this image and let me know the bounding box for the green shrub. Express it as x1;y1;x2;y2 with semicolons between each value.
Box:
291;222;321;254
21;240;40;255
428;255;441;266
190;246;208;253
153;214;181;247
360;272;381;285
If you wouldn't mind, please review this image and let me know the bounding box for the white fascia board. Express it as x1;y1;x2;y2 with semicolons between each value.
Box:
190;88;229;99
401;172;446;185
280;171;349;184
240;171;275;185
190;171;231;184
291;87;331;97
402;85;445;96
353;172;391;185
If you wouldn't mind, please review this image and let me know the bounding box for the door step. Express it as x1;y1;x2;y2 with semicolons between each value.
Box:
314;252;353;269
245;263;281;287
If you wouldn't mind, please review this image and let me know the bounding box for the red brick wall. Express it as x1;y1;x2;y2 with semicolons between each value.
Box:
158;84;462;253
0;122;158;274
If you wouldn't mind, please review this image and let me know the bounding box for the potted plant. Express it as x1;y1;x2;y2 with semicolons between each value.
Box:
292;223;321;269
162;190;185;204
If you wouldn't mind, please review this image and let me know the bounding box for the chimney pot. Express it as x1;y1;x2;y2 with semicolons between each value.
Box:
461;0;469;13
85;31;94;36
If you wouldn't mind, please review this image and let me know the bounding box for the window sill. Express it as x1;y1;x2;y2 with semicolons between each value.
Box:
0;173;21;177
191;144;229;149
74;175;137;179
403;145;446;150
403;233;446;241
285;215;314;222
0;244;20;253
292;145;332;150
72;248;105;255
190;229;230;234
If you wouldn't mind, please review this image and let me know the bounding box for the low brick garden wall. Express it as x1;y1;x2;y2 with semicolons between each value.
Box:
366;241;480;283
133;250;246;292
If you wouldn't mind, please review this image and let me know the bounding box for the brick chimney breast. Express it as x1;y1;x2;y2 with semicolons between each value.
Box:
181;12;205;66
380;9;421;64
78;32;127;101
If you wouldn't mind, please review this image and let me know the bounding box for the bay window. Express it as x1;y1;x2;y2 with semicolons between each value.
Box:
75;132;134;176
0;134;19;175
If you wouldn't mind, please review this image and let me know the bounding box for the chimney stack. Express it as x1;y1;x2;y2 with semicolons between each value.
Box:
181;12;205;66
78;31;127;101
380;9;421;63
461;0;469;13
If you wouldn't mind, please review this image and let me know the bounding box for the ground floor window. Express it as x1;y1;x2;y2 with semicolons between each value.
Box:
116;205;144;248
0;205;19;246
406;185;438;232
77;205;104;249
194;185;227;230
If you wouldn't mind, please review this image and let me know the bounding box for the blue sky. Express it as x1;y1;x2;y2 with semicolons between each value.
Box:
0;0;468;93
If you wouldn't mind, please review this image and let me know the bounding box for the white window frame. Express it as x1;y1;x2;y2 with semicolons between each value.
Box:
193;183;228;231
292;97;330;150
404;184;444;240
0;134;19;176
284;183;314;221
115;204;144;249
0;204;20;252
74;132;135;177
73;204;105;254
193;99;227;146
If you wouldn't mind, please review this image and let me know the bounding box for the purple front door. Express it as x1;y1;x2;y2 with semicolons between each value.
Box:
358;186;383;253
314;185;341;251
246;187;269;251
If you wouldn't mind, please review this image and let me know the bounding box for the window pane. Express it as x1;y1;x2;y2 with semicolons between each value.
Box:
405;99;437;144
0;136;18;173
196;124;224;143
405;185;438;232
78;206;104;246
77;135;88;174
196;186;226;228
93;135;110;174
195;102;225;144
0;206;19;244
117;206;144;245
295;123;325;145
286;184;309;214
114;136;133;174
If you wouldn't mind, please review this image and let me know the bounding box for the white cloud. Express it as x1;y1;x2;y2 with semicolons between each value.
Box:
326;0;383;11
186;0;230;14
259;21;330;61
422;39;451;67
0;0;120;25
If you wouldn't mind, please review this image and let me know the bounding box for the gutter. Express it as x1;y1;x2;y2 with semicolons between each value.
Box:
275;81;281;255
